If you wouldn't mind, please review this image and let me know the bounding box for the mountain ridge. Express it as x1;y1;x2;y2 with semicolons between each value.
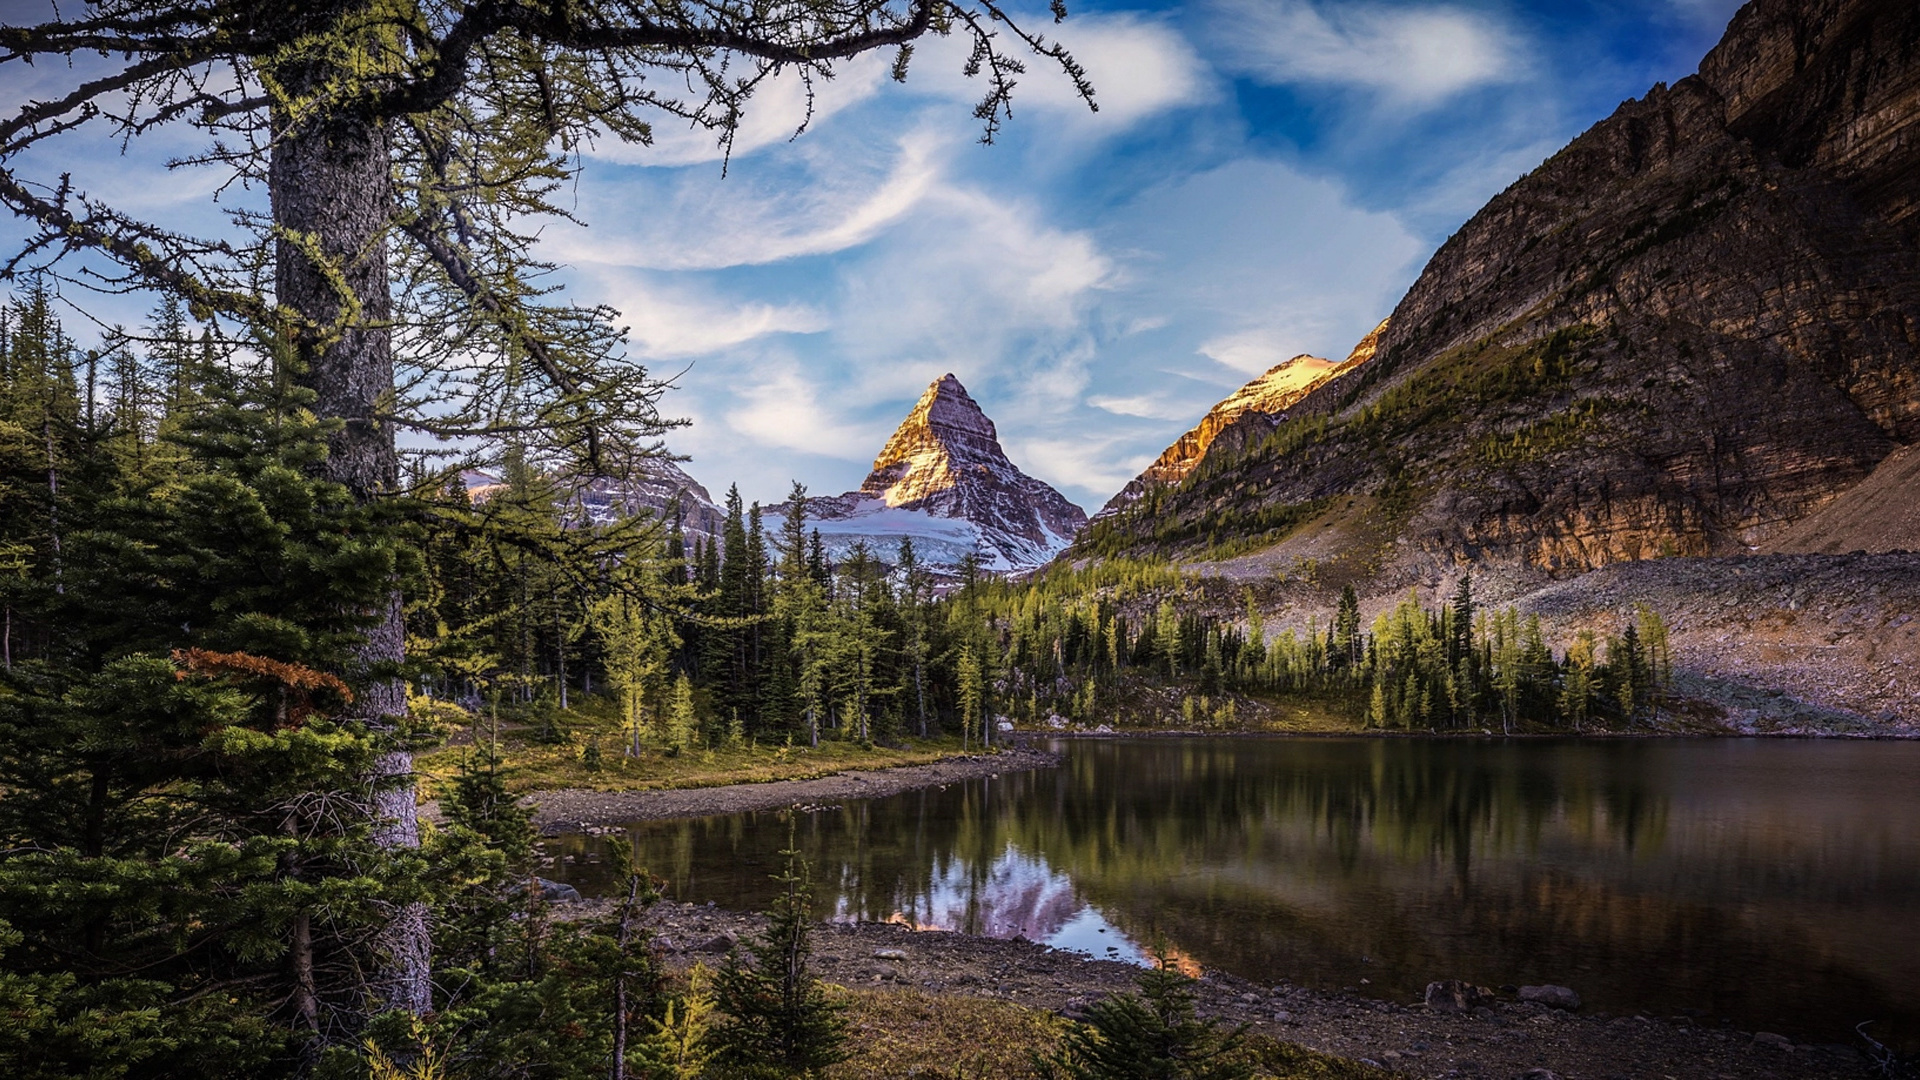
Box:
1074;0;1920;576
1093;320;1389;522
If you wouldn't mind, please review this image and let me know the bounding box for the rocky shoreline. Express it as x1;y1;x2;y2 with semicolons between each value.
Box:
525;745;1061;834
597;900;1880;1080
529;739;1900;1076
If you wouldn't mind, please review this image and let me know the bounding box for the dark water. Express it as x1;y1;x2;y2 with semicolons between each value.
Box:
554;737;1920;1049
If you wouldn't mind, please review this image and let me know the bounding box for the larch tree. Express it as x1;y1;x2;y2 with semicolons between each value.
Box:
1;0;1091;1014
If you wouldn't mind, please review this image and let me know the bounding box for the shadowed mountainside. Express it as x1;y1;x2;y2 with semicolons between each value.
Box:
1079;0;1919;577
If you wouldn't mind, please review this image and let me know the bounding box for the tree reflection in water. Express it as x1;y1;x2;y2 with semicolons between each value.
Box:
555;737;1920;1050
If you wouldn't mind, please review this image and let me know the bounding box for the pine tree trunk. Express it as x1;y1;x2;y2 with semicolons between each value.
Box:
44;417;62;595
269;88;428;1013
915;649;927;738
291;912;319;1031
611;873;641;1080
556;605;569;711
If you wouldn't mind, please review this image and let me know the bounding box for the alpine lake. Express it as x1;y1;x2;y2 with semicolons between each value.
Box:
551;736;1920;1051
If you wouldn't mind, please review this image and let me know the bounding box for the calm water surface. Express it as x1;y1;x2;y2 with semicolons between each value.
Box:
555;737;1920;1049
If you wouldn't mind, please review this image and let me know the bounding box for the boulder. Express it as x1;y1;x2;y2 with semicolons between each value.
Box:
1519;984;1582;1011
695;933;736;954
535;877;583;903
1424;980;1496;1012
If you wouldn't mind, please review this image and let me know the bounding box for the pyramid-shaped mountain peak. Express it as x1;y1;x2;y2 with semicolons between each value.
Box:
774;374;1086;573
866;374;1005;487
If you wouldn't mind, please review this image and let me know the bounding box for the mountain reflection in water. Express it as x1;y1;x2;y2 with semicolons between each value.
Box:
554;737;1920;1050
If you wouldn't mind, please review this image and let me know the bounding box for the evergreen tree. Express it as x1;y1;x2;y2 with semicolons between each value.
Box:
1039;954;1252;1080
712;840;848;1079
1330;584;1363;672
898;538;933;737
0;339;410;1070
957;646;985;751
3;0;1086;1012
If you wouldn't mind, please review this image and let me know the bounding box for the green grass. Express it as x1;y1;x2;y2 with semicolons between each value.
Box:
827;988;1401;1079
414;694;986;798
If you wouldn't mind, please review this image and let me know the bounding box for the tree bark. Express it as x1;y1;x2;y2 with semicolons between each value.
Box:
611;873;641;1080
269;83;429;1014
291;912;319;1031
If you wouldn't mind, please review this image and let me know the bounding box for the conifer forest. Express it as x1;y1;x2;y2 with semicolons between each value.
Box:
3;0;1917;1077
0;283;1678;1078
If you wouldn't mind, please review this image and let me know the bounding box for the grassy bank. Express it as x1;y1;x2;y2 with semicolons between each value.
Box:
830;987;1391;1079
414;694;988;799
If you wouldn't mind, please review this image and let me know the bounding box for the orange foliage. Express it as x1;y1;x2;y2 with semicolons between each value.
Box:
171;648;353;726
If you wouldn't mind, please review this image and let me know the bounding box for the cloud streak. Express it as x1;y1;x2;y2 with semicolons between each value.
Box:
1207;0;1525;106
554;129;946;272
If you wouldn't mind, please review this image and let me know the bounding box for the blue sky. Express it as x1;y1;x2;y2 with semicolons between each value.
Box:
550;0;1744;510
1;0;1746;510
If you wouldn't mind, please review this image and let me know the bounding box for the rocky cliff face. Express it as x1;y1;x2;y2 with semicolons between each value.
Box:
795;375;1087;571
1081;0;1920;575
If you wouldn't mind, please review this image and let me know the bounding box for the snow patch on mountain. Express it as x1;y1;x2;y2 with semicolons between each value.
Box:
464;458;726;545
770;374;1087;573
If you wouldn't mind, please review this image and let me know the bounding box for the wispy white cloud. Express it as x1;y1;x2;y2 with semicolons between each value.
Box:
910;11;1212;134
591;272;826;359
1197;328;1319;376
584;53;894;169
1206;0;1525;106
1106;156;1424;364
1009;431;1159;502
1087;393;1206;421
718;358;887;462
553;128;945;272
832;183;1113;378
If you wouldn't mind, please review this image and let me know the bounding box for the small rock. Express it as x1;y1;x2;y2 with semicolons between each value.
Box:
1425;979;1497;1012
1519;985;1582;1011
1240;992;1261;1003
1272;1010;1292;1022
1518;1070;1563;1080
873;948;909;961
1752;1032;1794;1051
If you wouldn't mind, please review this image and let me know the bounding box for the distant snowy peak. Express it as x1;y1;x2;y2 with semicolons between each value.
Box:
463;458;725;545
794;374;1087;573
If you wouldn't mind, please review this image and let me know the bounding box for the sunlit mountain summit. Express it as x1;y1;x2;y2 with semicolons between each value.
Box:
776;374;1087;573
